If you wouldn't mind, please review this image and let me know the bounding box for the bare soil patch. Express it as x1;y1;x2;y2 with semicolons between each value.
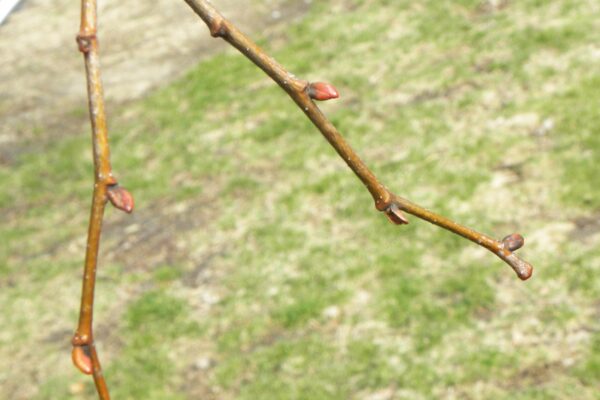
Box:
0;0;311;160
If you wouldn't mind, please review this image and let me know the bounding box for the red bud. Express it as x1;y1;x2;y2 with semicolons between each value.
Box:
502;233;524;251
307;82;339;101
72;346;93;375
107;185;134;213
385;203;409;225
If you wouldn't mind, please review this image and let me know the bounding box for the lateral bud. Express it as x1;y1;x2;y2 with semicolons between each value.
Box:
107;185;134;213
502;233;525;251
384;203;409;225
209;19;227;38
307;82;340;101
72;346;93;375
76;33;95;53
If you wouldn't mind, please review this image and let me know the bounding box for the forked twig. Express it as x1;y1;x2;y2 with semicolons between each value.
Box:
72;1;533;398
72;0;133;399
182;0;533;280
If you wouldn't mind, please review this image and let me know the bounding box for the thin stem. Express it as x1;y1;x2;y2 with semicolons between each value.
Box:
182;0;533;280
72;0;134;398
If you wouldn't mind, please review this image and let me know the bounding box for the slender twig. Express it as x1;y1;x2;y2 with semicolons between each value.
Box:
71;2;532;397
72;1;133;398
182;0;533;280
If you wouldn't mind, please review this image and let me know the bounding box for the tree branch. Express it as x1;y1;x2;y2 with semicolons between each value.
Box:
182;0;533;280
72;1;134;398
70;2;532;397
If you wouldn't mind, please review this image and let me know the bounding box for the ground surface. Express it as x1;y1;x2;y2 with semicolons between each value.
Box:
0;0;309;162
1;0;599;399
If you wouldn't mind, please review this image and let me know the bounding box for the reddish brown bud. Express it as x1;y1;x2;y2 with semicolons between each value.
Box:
502;233;524;251
72;346;93;375
384;203;409;225
107;185;134;213
307;82;339;101
209;20;227;37
76;33;95;54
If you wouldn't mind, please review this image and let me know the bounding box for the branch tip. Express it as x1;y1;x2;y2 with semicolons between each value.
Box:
501;251;533;281
307;82;339;101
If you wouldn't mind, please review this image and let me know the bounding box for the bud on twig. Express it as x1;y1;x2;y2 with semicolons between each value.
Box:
76;34;95;54
307;82;339;101
384;203;409;225
72;346;93;375
502;233;524;251
209;20;227;38
107;185;134;213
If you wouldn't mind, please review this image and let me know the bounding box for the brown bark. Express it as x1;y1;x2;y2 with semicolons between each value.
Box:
72;1;134;398
182;0;533;280
72;2;533;398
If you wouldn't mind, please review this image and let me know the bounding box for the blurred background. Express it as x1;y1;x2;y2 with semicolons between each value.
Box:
1;0;599;399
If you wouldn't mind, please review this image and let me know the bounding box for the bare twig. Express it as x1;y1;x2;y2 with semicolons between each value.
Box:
71;2;532;397
182;0;533;280
72;1;133;398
